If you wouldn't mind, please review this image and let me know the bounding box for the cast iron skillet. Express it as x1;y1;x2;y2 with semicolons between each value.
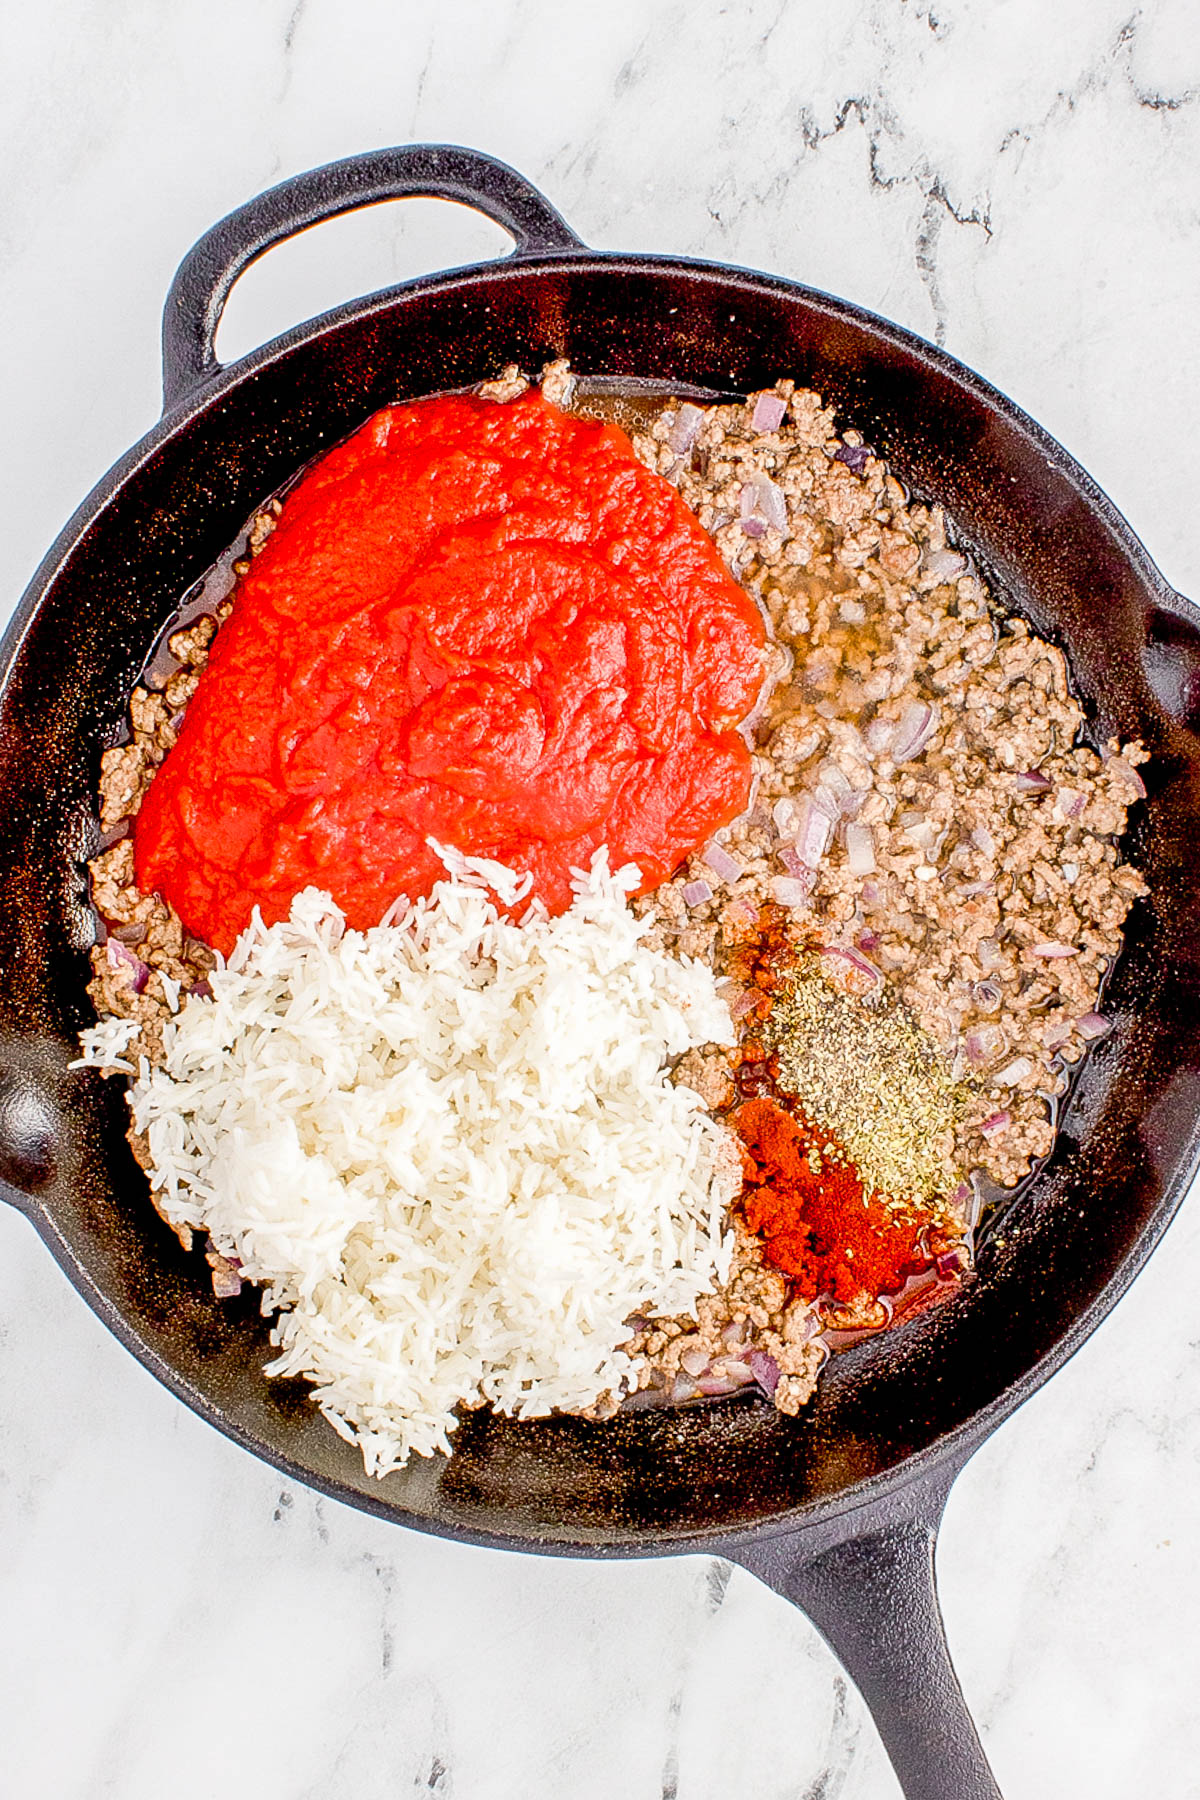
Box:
3;145;1200;1800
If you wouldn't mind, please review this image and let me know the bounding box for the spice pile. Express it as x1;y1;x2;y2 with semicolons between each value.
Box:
766;954;963;1207
736;1099;931;1309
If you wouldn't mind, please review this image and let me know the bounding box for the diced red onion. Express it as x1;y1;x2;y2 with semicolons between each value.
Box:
746;1349;781;1395
817;762;855;811
757;491;787;535
777;844;813;884
722;896;758;929
970;825;997;857
922;548;967;582
996;1057;1032;1086
979;1110;1011;1138
679;1346;709;1377
740;474;788;535
838;598;867;625
1014;769;1053;795
1042;1019;1074;1052
106;938;150;994
891;701;938;762
722;1320;749;1347
965;1024;1005;1067
1076;1011;1111;1040
935;1248;968;1279
845;821;876;875
818;945;881;991
1104;753;1147;799
771;875;813;909
212;1268;242;1300
960;879;996;898
696;1376;741;1398
976;937;1002;971
682;879;713;907
728;987;759;1021
1029;942;1079;959
795;795;834;868
857;928;880;952
671;1373;701;1403
834;442;870;475
772;797;799;838
188;979;213;1000
840;721;870;761
860;880;884;909
741;516;766;540
702;841;743;883
972;980;1002;1012
750;391;787;432
108;920;147;946
697;1362;757;1396
668;403;703;454
864;717;896;758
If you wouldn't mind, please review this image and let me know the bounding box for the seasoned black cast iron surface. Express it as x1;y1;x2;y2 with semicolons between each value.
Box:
3;157;1200;1561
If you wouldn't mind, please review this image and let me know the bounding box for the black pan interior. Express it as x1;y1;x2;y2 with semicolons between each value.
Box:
3;258;1200;1551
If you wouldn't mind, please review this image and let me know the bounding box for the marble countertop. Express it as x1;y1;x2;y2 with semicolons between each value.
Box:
3;3;1199;1795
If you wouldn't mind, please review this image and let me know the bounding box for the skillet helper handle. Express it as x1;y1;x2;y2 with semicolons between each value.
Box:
1141;586;1200;736
0;1057;61;1224
726;1467;1003;1800
161;143;586;412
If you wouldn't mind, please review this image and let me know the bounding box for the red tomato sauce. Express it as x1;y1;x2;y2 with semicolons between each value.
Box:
135;390;766;953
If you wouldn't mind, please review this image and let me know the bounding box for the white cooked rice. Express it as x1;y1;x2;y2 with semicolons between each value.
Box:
112;851;737;1476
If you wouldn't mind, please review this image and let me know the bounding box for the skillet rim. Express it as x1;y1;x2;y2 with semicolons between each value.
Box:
3;245;1199;1554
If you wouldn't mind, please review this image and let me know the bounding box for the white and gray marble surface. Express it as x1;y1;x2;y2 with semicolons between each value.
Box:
2;3;1199;1795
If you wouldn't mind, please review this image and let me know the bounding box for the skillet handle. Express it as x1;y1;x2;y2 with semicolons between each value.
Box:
724;1462;1003;1799
161;144;586;412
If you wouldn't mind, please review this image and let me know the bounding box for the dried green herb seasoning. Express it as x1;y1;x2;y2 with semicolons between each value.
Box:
766;956;967;1206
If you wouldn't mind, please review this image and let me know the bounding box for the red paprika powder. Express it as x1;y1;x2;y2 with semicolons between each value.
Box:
734;1096;933;1304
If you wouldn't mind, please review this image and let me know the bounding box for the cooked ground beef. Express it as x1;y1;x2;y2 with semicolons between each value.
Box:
631;382;1147;1189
